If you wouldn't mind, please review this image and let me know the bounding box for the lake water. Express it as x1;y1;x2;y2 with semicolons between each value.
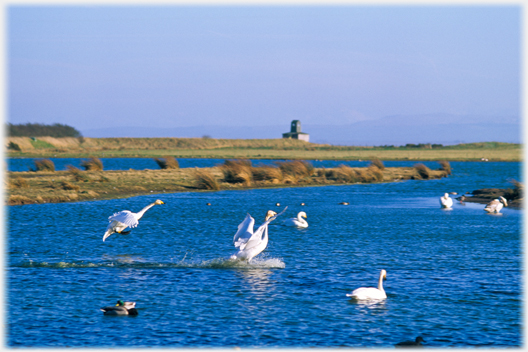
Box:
7;161;522;347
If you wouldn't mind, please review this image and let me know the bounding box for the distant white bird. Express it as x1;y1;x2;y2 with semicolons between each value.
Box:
484;196;508;214
101;300;138;316
103;199;165;241
283;211;308;228
440;193;453;209
230;207;287;263
395;336;425;348
347;269;387;300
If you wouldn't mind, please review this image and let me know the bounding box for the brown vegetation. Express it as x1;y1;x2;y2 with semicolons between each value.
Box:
154;156;179;169
413;163;431;179
194;169;221;190
438;160;451;175
81;157;103;171
7;163;450;206
369;158;385;170
221;159;253;186
33;159;55;172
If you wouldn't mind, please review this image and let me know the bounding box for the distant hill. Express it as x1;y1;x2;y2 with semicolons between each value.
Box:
80;113;520;146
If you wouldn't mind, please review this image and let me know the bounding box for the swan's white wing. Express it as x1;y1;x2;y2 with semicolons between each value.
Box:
440;196;453;207
233;213;255;249
243;207;288;250
108;210;139;228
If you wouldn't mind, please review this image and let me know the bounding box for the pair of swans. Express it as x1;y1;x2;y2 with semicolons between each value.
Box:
347;269;387;300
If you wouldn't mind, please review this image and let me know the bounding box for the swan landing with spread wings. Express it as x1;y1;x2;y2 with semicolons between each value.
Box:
230;207;287;263
103;200;165;241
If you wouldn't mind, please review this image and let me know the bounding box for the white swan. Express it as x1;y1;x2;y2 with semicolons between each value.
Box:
439;193;453;209
347;269;387;300
103;199;165;241
230;207;287;263
484;196;508;213
283;211;308;228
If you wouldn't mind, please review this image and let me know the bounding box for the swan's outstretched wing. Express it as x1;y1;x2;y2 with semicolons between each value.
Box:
108;210;139;228
243;207;288;250
233;213;255;249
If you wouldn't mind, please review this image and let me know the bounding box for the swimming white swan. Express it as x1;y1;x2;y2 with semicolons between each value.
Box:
230;207;287;263
283;211;308;228
395;336;425;347
484;196;508;213
103;199;165;241
439;193;453;209
101;300;138;316
347;269;387;300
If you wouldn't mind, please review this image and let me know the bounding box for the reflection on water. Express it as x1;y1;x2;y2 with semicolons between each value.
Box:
237;269;275;296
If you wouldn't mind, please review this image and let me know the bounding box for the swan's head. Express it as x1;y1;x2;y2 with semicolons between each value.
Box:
443;193;449;198
380;269;387;280
499;196;508;206
154;200;165;205
298;211;307;219
415;336;425;343
265;210;277;221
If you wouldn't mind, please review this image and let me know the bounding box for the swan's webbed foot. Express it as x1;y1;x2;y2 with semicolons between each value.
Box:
118;230;131;235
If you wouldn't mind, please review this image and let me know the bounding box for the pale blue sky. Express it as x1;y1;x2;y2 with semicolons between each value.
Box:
6;5;522;144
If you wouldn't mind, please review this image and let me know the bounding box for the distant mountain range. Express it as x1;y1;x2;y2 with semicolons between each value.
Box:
81;113;520;146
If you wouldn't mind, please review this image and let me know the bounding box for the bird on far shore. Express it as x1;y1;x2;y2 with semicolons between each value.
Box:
103;199;165;241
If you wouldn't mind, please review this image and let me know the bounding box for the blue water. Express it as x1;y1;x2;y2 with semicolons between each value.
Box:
7;162;521;347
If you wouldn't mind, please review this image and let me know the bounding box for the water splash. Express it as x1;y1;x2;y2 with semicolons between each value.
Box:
13;257;285;270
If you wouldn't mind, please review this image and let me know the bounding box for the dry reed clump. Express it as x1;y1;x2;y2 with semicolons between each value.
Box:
355;168;378;183
81;157;103;171
332;165;358;183
8;195;34;205
11;177;29;188
67;165;91;182
367;165;384;182
194;169;221;190
276;160;314;178
251;166;283;183
438;160;451;175
221;159;253;186
369;158;385;170
61;181;80;191
413;163;431;179
32;159;55;172
154;156;180;169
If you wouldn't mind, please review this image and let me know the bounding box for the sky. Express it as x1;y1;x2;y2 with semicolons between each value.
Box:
5;3;523;145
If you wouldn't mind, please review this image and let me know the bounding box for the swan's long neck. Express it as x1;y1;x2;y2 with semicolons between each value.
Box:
377;273;385;292
136;203;156;219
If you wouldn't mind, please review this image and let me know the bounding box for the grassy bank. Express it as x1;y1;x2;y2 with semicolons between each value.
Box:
7;160;450;205
6;137;522;161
